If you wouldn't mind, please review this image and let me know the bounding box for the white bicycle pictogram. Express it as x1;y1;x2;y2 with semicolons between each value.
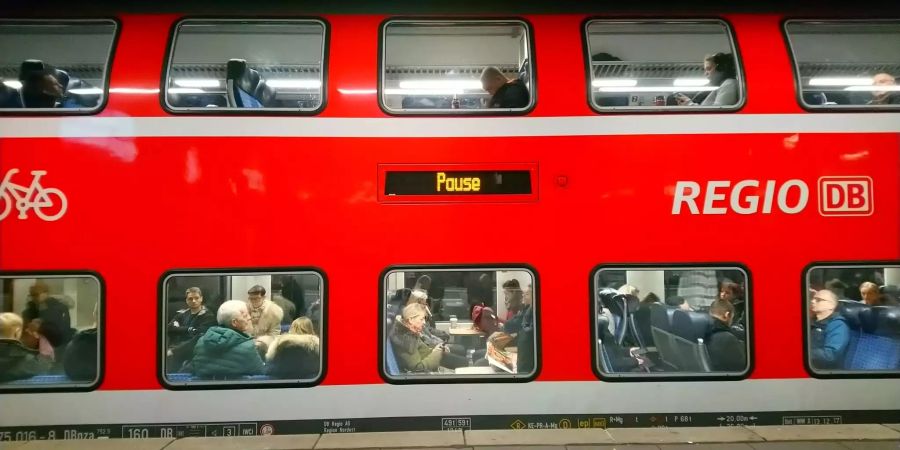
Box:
0;169;68;222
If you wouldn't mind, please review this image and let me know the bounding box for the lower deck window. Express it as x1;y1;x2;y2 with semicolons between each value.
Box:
160;270;325;388
0;274;102;390
806;263;900;376
382;267;537;381
592;266;750;379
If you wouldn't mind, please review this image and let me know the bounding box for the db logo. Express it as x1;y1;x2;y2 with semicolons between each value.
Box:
818;176;873;216
671;176;873;216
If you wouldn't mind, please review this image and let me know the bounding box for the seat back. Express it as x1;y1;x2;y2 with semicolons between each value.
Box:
847;306;900;370
633;306;654;349
838;300;866;364
226;59;275;108
19;59;69;107
384;332;401;376
649;303;680;369
0;82;23;108
671;310;713;372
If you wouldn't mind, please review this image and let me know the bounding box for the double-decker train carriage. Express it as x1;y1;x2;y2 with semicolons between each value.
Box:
0;0;898;441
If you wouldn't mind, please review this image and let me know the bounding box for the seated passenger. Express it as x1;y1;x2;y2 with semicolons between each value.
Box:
480;67;530;108
191;300;265;378
502;279;525;321
166;287;216;370
0;312;51;382
860;281;898;306
407;289;455;350
246;285;283;337
675;53;738;107
21;69;65;108
22;281;74;356
265;333;320;379
705;299;746;372
665;295;693;311
868;73;900;105
390;303;467;372
809;289;850;370
504;284;535;374
63;303;99;382
719;281;746;328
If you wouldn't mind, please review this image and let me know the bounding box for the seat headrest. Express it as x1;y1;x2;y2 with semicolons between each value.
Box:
839;300;867;330
861;306;900;336
19;59;46;80
672;309;711;342
598;288;619;313
597;314;610;335
649;303;676;330
227;58;261;93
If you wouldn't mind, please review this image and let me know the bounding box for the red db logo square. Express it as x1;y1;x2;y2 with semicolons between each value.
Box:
818;176;873;216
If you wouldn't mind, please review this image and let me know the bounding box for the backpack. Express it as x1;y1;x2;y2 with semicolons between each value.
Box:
472;304;501;334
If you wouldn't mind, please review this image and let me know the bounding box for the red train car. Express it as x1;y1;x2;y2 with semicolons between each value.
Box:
0;0;899;442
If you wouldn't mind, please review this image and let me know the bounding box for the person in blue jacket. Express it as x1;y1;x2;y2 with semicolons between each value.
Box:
809;289;850;370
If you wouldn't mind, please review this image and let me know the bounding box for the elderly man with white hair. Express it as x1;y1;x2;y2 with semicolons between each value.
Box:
809;289;850;370
191;300;265;378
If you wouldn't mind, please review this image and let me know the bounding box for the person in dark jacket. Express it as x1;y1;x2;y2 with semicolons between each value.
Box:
504;284;535;374
705;299;747;372
809;289;850;370
867;73;900;105
390;303;467;372
21;281;74;352
480;66;530;108
63;328;97;382
166;287;217;371
192;300;265;378
0;313;52;382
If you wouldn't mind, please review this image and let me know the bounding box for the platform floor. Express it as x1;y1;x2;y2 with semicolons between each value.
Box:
2;424;899;450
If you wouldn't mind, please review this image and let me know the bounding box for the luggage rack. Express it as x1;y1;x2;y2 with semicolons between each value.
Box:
591;61;705;80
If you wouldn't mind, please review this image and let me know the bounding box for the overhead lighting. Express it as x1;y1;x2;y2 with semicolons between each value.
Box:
844;85;900;92
597;86;718;93
168;87;205;94
591;79;637;88
673;78;709;87
384;88;465;96
2;80;22;89
809;77;872;87
338;88;377;95
266;79;322;89
398;80;483;90
173;79;220;88
68;87;104;95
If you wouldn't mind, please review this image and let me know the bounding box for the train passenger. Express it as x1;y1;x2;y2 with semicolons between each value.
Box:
665;295;693;311
21;70;65;108
22;281;74;356
502;279;525;321
705;299;746;372
859;281;897;306
166;287;216;371
825;279;848;299
809;289;850;370
270;281;297;326
288;316;317;336
0;312;51;382
246;285;284;337
675;53;738;106
258;316;321;379
480;67;530;108
407;289;463;356
868;73;900;105
192;300;265;378
390;303;467;372
503;284;535;374
719;281;745;328
64;303;98;382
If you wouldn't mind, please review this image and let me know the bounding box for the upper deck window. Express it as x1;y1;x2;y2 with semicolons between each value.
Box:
164;19;326;113
584;20;744;112
0;21;117;113
785;21;900;110
805;263;900;377
380;20;534;115
381;267;538;382
592;265;751;379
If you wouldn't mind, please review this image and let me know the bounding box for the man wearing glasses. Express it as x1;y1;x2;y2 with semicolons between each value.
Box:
809;289;850;370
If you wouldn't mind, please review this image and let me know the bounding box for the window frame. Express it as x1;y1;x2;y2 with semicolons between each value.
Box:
0;270;105;394
581;17;747;114
378;17;537;116
802;261;900;379
783;19;900;112
160;17;330;115
589;263;753;382
157;267;328;391
379;264;540;384
0;18;120;116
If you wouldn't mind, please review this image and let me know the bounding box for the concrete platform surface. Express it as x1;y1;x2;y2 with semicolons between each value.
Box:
165;435;321;449
315;431;465;449
748;425;900;442
607;426;764;444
